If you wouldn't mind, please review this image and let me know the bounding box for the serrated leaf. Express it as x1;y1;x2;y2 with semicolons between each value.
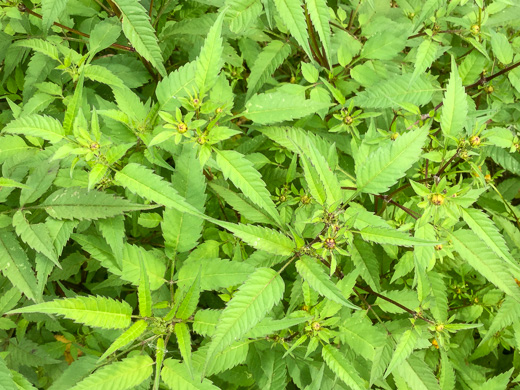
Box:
88;18;122;57
177;258;255;291
361;29;408;60
215;149;280;224
162;359;219;390
156;61;197;112
114;0;166;76
138;254;152;317
217;222;295;255
273;0;312;59
163;144;206;255
296;137;341;206
98;320;148;362
13;211;59;266
2;114;64;143
0;231;39;302
70;354;153;390
8;295;133;329
48;356;99;390
41;0;68;33
208;183;274;225
300;154;326;205
350;237;380;292
490;31;513;65
42;187;149;220
461;208;520;273
355;74;438;109
174;322;194;378
356;127;429;194
226;0;263;34
322;344;366;390
13;39;60;61
305;0;331;65
246;40;292;99
203;268;285;374
244;92;330;124
450;229;520;302
115;163;204;218
245;313;312;338
359;226;439;246
396;354;441;390
20;160;59;206
412;39;439;82
296;256;359;310
175;267;201;320
384;329;418;377
195;11;226;95
440;57;467;138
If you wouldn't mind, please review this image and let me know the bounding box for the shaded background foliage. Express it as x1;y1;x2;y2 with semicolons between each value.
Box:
1;0;520;388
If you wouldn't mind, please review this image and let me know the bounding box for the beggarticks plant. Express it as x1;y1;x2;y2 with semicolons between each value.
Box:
2;0;520;389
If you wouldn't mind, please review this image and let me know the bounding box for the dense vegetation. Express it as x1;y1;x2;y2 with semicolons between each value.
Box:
1;0;520;388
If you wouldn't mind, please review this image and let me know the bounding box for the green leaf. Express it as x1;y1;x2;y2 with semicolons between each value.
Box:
13;39;60;61
217;222;295;255
305;0;331;65
246;40;292;99
2;114;64;143
0;231;39;302
208;183;274;225
355;126;429;194
42;187;150;220
8;295;133;329
195;10;226;95
138;255;152;317
175;267;201;320
62;72;84;136
245;313;312;338
41;0;68;32
156;61;197;111
226;0;263;34
360;29;408;60
384;329;418;377
162;359;219;390
322;344;367;390
396;355;441;390
115;163;204;218
244;92;331;124
273;0;312;59
174;322;194;378
300;154;326;205
355;74;438;109
296;137;341;207
350;237;380;292
88;18;122;57
20;161;59;206
162;144;206;255
296;256;359;310
121;243;166;290
490;31;513;65
113;0;166;76
203;268;285;373
359;226;439;247
412;39;440;82
48;356;99;390
70;354;154;390
450;229;520;302
440;57;467;138
13;211;59;267
98;320;148;362
461;208;520;273
177;258;255;291
215;149;280;224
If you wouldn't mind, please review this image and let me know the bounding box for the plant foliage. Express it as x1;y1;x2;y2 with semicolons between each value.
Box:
1;0;520;388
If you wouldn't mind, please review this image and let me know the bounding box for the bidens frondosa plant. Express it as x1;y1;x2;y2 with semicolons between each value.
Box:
1;0;520;388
